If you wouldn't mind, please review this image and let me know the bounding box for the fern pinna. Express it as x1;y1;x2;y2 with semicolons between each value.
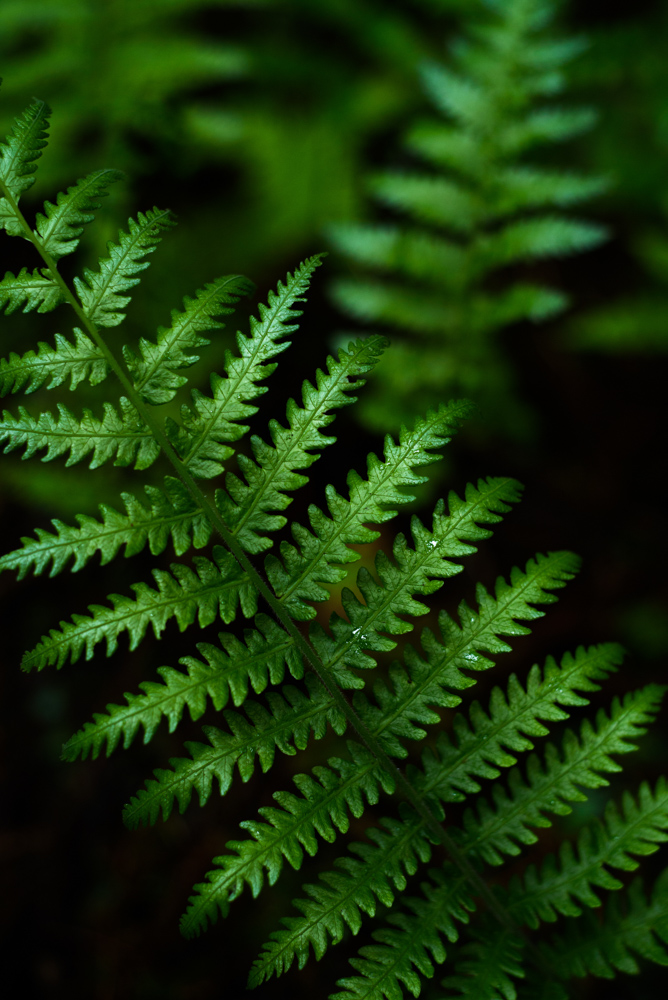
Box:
328;0;608;436
1;92;667;1000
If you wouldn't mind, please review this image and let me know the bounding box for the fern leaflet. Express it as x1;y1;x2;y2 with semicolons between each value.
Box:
74;207;175;327
34;167;123;259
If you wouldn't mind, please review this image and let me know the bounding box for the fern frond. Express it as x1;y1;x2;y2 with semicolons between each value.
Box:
316;476;524;675
0;98;49;222
458;684;666;866
0;477;210;579
367;170;481;232
179;549;578;943
61;405;479;758
328;0;607;432
206;337;386;543
358;553;582;767
62;613;303;761
508;778;668;928
116;544;576;840
538;870;668;978
0;328;107;395
124;274;254;405
267;401;475;619
163;255;324;478
0;267;63;314
180;742;395;938
74;207;175;327
2;67;665;999
0;397;158;469
20;547;256;671
331;867;473;1000
414;642;623;807
258;643;617;984
250;806;436;987
122;674;347;828
34;168;123;259
327;224;468;287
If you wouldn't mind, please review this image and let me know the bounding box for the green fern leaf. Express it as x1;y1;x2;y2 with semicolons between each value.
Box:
62;613;304;761
414;642;623;806
178;549;579;945
20;546;257;671
126;549;579;931
0;267;63;313
331;867;472;1000
458;684;666;866
122;674;347;828
2;70;666;999
0;328;107;395
0;98;50;230
259;642;617;985
493;167;608;214
203;337;385;543
0;397;158;469
364;553;582;769
479;216;607;269
34;167;123;259
368;171;482;232
251;806;435;987
180;743;395;938
165;255;325;477
315;475;524;669
328;0;607;433
327;224;468;286
508;778;668;927
265;401;475;619
74;207;175;327
0;476;210;579
61;404;476;758
124;273;254;405
501;107;599;152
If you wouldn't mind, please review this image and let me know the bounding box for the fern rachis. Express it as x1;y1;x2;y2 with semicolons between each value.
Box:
1;87;667;1000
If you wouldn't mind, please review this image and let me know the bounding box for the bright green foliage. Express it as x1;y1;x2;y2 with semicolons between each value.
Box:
0;98;50;214
0;477;211;578
0;329;107;393
74;207;175;327
20;545;258;671
0;267;63;314
457;685;666;865
35;168;123;259
124;274;255;405
1;84;667;1000
328;0;607;435
0;397;159;469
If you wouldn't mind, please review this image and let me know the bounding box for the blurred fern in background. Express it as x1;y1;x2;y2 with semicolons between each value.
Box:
327;0;608;437
0;0;462;277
